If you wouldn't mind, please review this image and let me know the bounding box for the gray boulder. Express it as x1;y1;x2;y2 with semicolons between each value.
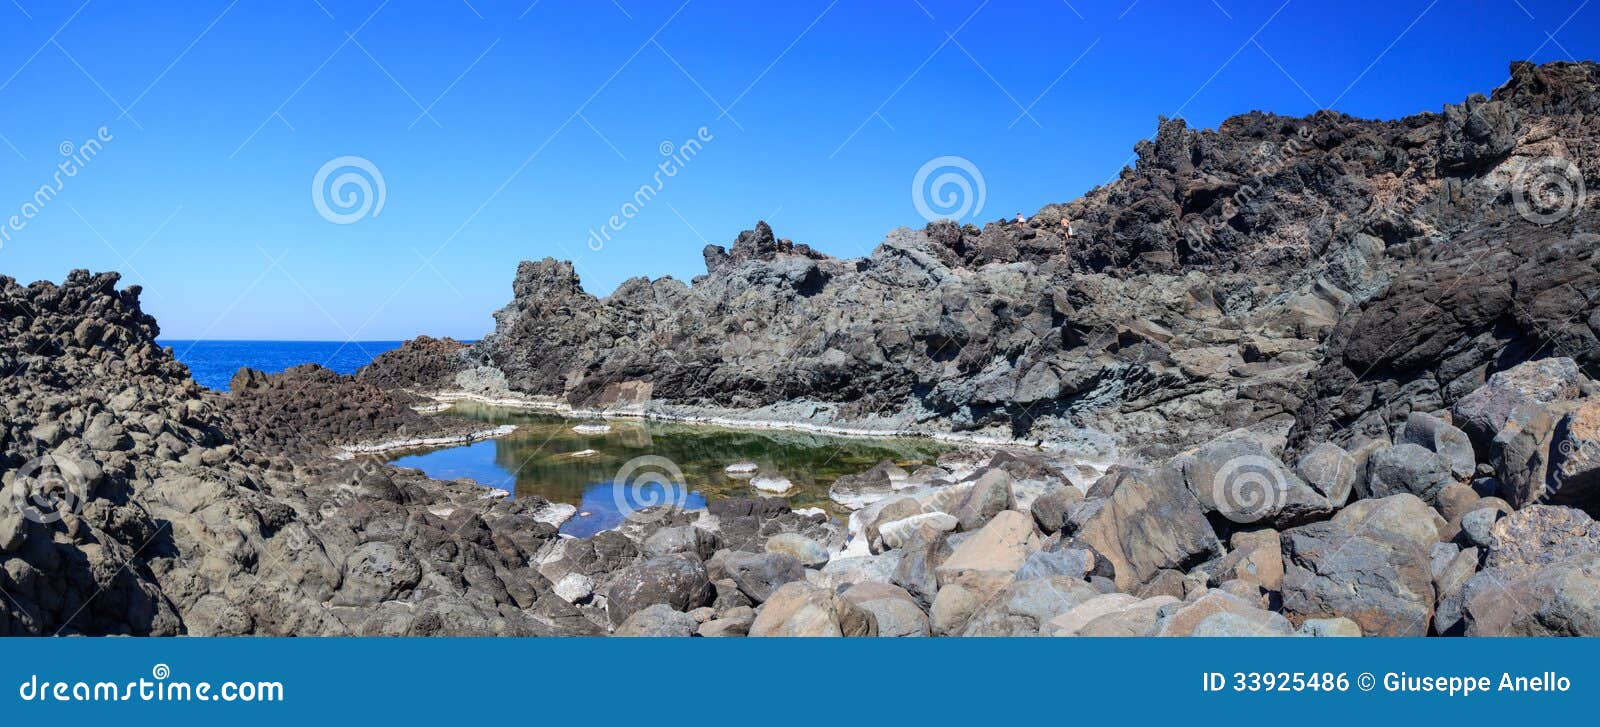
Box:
615;604;698;636
765;533;829;568
1548;400;1600;513
962;576;1101;636
1030;485;1084;534
749;581;877;637
951;467;1016;531
1400;412;1477;481
1279;494;1440;636
723;551;805;604
1454;357;1582;449
1294;442;1358;506
1064;471;1220;591
605;554;714;627
642;525;721;561
841;582;929;637
1180;434;1333;528
1366;443;1455;505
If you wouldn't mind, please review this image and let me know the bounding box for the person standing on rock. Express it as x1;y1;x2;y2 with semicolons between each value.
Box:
1060;217;1074;238
1015;212;1026;225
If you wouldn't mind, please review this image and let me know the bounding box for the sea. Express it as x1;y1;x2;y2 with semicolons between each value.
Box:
159;340;405;390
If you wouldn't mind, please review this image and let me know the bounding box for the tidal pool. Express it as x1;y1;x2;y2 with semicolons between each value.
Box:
388;401;951;536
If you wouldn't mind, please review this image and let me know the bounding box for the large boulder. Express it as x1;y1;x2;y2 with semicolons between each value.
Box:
1030;485;1085;534
605;554;714;627
721;551;806;604
1365;443;1456;506
1204;528;1284;591
1064;472;1220;591
851;495;923;551
1399;412;1477;481
1154;591;1294;636
614;604;698;636
1454;357;1583;450
1480;505;1600;576
1179;434;1333;528
950;467;1016;531
960;576;1100;636
765;533;829;568
749;581;878;637
934;510;1037;599
1548;399;1600;513
841;582;929;637
1493;401;1569;509
877;512;958;551
1279;494;1440;636
1294;442;1358;507
641;525;721;561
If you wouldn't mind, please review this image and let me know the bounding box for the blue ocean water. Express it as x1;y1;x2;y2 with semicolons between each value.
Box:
160;340;404;390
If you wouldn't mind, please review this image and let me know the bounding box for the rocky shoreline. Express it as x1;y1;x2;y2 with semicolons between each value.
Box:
422;387;1112;455
2;60;1598;637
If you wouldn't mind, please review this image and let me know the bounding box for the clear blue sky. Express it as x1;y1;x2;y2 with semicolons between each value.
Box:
0;0;1594;340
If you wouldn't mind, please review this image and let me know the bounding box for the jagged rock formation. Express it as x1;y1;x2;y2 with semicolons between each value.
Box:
0;271;588;635
469;61;1598;461
4;61;1600;638
355;336;470;393
226;362;477;456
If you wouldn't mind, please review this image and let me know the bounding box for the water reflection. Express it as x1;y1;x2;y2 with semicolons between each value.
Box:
388;401;950;535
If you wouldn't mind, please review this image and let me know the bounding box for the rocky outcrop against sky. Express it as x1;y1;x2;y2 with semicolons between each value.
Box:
470;61;1598;461
0;271;587;635
4;61;1600;638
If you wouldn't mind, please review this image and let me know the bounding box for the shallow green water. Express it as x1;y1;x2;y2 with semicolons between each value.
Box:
388;402;951;535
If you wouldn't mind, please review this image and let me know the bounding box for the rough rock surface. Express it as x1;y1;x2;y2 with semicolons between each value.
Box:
467;61;1600;465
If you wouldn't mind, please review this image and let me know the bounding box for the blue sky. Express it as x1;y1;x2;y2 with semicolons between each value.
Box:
0;0;1594;340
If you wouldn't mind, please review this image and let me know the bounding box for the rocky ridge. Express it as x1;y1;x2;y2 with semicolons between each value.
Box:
3;61;1600;637
463;61;1598;463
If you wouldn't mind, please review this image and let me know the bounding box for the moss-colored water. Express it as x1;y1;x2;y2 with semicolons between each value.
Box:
388;401;950;536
